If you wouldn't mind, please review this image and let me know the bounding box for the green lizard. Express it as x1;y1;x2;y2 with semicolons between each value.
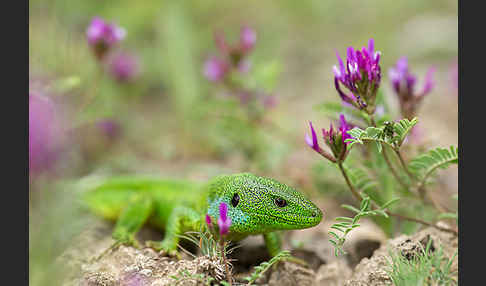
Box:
82;173;323;257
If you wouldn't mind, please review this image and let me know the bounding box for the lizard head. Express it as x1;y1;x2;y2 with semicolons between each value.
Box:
206;173;323;234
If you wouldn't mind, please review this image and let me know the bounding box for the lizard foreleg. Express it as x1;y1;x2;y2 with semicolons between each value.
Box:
146;206;201;256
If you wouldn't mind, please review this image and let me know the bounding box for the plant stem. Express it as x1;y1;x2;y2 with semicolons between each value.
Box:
369;115;410;191
382;146;409;190
77;66;104;114
337;161;457;235
337;162;362;202
220;239;232;286
393;149;417;184
386;211;457;235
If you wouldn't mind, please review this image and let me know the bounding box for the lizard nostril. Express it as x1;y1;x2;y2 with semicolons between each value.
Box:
311;211;317;218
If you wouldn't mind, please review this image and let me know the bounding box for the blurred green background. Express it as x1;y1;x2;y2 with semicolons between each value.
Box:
29;0;458;285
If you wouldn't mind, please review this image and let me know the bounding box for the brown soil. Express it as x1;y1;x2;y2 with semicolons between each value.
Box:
59;218;457;286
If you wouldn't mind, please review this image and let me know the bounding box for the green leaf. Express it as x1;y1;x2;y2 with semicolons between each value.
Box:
393;118;418;146
408;146;458;182
341;204;360;213
381;198;401;209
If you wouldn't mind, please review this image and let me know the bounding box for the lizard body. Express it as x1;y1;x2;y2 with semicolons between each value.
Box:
82;173;323;256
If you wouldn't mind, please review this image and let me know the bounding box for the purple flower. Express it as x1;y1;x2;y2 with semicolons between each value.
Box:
305;121;321;153
203;56;229;82
239;26;257;53
205;25;256;78
109;52;140;83
306;114;352;162
205;214;212;227
97;119;121;140
217;202;231;236
86;16;126;60
450;60;458;92
262;94;278;109
421;67;435;95
323;114;352;146
388;57;435;119
29;93;64;175
333;39;382;112
338;114;352;143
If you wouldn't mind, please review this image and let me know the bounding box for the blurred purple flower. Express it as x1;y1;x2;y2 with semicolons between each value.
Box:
389;57;434;119
203;56;229;82
450;60;458;92
238;90;251;105
29;93;63;175
237;59;251;74
109;52;140;83
205;25;256;80
333;39;381;111
97;119;121;140
262;94;278;109
86;16;126;60
217;202;231;236
239;26;257;53
205;214;212;227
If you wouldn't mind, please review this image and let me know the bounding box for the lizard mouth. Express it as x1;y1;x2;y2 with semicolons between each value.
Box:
258;212;322;229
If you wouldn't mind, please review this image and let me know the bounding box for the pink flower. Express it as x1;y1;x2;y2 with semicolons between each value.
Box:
239;26;257;53
203;56;229;82
217;202;231;236
205;214;212;227
29;93;64;175
108;52;140;83
86;16;126;60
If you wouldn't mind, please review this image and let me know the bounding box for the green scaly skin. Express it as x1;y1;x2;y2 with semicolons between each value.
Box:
82;173;323;257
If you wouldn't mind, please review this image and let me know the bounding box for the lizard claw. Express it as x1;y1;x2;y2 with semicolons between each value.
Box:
145;240;180;258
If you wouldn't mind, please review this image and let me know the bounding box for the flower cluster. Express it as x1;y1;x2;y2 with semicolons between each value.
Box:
203;26;256;82
206;202;232;236
86;17;126;60
108;52;140;83
29;92;64;176
333;39;382;113
389;57;434;119
306;114;352;162
203;26;277;111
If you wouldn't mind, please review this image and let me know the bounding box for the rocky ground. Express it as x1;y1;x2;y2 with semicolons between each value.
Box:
57;210;457;286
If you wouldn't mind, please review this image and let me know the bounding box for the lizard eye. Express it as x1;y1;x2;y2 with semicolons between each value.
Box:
231;193;240;207
274;198;287;208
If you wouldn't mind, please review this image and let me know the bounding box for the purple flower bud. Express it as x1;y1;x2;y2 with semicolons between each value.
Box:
109;52;140;83
214;31;229;54
239;26;257;53
86;17;126;60
29;93;64;175
97;119;121;140
305;121;320;152
333;39;382;111
321;114;352;161
389;57;435;119
338;114;352;144
205;214;212;226
218;202;231;236
203;56;229;82
421;67;435;95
